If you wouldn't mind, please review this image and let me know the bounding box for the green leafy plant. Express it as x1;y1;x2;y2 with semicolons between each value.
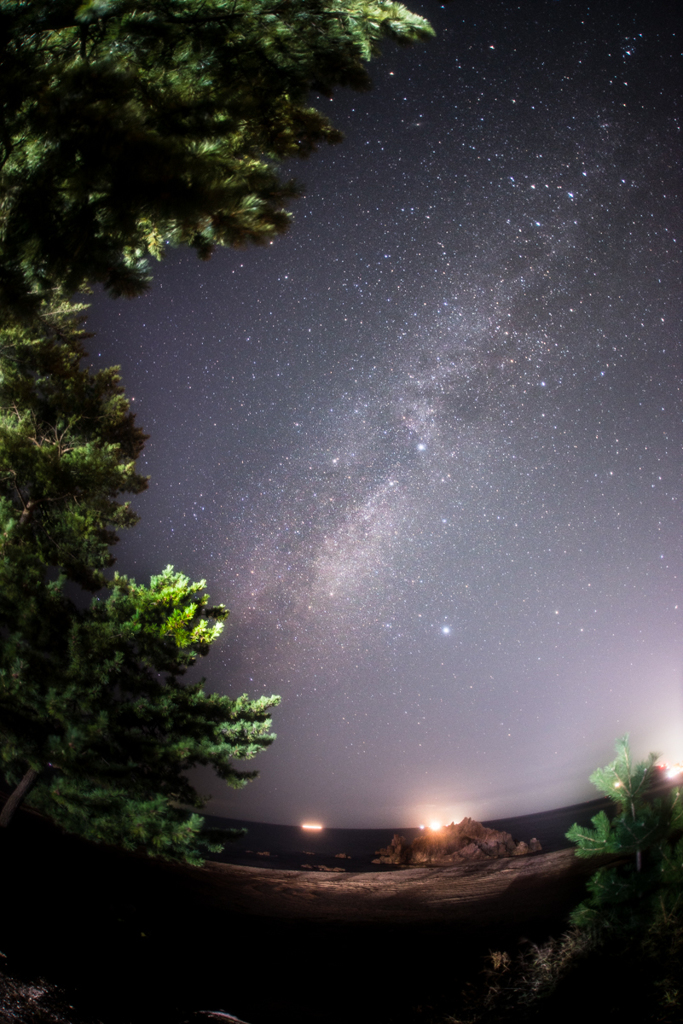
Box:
566;735;683;935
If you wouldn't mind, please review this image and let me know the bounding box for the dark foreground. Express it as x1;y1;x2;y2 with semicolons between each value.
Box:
1;796;677;1024
0;800;606;1024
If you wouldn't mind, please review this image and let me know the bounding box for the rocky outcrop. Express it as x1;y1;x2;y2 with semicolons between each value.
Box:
300;863;346;872
372;818;542;866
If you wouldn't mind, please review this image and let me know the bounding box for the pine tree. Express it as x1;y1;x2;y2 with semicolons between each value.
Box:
566;735;683;935
0;306;279;863
0;301;148;592
0;0;434;314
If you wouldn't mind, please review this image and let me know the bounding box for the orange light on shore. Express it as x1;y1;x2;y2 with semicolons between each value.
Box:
429;821;442;831
301;823;323;830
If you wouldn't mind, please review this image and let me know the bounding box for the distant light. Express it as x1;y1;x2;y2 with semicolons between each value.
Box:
419;824;425;830
429;821;442;831
302;823;323;830
417;443;426;451
441;626;451;634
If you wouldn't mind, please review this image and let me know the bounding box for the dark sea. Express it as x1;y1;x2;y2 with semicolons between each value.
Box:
201;775;679;872
200;795;621;873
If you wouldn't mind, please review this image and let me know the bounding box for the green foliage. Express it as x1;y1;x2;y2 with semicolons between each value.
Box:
566;735;683;936
586;732;660;813
0;302;147;591
0;0;434;313
445;739;683;1023
1;565;279;864
567;802;675;861
0;305;280;862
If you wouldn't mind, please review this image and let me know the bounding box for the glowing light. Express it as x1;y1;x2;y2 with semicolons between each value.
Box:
429;821;442;831
441;625;451;634
301;823;323;830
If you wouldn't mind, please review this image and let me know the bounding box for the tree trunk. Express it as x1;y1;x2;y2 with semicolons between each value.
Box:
0;767;40;828
631;799;641;872
17;500;37;526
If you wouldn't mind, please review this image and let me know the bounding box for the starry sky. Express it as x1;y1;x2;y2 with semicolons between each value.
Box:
83;0;681;828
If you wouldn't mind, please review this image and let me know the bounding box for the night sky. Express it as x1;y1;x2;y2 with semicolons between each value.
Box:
83;0;681;828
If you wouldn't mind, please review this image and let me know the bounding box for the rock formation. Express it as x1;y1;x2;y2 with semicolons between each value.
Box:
300;863;346;871
372;817;542;866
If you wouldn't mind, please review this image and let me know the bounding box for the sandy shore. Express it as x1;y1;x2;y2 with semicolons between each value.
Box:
160;846;620;925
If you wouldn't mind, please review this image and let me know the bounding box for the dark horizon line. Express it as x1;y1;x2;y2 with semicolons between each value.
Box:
198;775;679;833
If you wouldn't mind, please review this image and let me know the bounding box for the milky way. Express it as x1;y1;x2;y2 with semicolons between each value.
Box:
84;0;681;827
